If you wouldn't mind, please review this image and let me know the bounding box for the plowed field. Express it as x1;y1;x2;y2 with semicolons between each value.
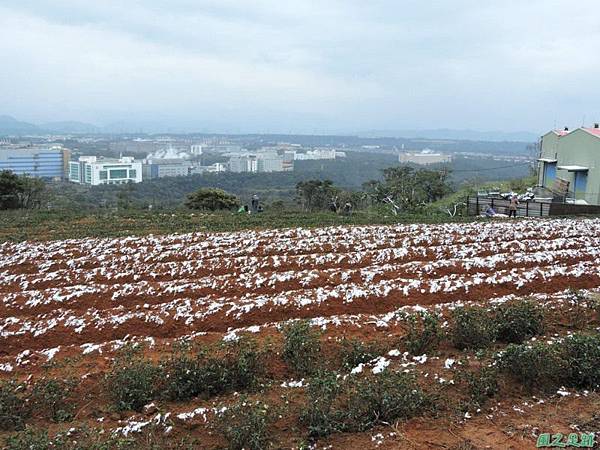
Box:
3;218;600;449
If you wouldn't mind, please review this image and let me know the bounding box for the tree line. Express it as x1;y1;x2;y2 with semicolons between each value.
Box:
0;170;46;210
185;166;452;215
0;165;453;215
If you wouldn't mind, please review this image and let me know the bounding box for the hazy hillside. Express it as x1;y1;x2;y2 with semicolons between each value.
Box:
0;115;38;134
40;121;99;134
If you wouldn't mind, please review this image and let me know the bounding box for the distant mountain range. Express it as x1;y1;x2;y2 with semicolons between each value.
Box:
0;115;99;135
0;115;40;134
359;128;540;143
40;121;100;134
0;114;539;142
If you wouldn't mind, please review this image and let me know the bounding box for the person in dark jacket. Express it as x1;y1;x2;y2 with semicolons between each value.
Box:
508;195;519;218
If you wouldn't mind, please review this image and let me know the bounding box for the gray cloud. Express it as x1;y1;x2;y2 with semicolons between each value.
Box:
1;1;599;133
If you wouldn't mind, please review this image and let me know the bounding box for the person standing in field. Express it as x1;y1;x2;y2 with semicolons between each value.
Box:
251;194;259;213
508;195;519;218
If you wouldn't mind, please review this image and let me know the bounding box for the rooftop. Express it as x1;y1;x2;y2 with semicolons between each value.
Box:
550;126;600;139
583;127;600;137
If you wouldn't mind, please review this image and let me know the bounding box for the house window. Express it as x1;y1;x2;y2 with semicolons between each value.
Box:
99;170;108;180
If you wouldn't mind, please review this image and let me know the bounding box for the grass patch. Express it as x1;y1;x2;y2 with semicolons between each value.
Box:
0;208;479;243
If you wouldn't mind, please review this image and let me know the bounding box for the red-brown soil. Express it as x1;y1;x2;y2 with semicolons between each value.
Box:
2;218;600;448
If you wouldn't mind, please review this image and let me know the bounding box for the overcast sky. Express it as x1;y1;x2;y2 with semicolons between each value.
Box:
1;0;599;134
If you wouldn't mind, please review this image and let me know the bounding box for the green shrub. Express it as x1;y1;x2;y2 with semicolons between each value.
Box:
456;365;499;410
345;371;428;431
565;289;594;329
217;397;271;450
185;188;240;211
586;294;600;322
303;369;428;437
561;333;600;389
302;369;344;438
495;299;544;344
339;338;381;370
282;321;321;375
106;346;162;411
404;311;443;355
31;378;77;422
162;343;204;401
498;334;600;392
162;338;264;401
496;342;564;391
5;426;51;450
0;380;29;431
224;338;265;391
450;306;497;350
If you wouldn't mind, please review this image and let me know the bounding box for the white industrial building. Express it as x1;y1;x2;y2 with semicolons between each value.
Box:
143;146;193;179
293;148;338;160
68;156;142;185
190;144;203;156
228;152;290;173
256;151;284;172
399;149;452;165
190;163;227;174
229;154;257;173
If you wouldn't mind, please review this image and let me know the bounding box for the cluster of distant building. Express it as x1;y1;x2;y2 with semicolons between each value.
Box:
0;139;347;186
68;145;228;186
1;135;466;189
227;147;345;173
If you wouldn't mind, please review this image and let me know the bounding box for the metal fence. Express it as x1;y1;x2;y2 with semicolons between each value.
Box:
466;195;600;217
466;196;550;217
